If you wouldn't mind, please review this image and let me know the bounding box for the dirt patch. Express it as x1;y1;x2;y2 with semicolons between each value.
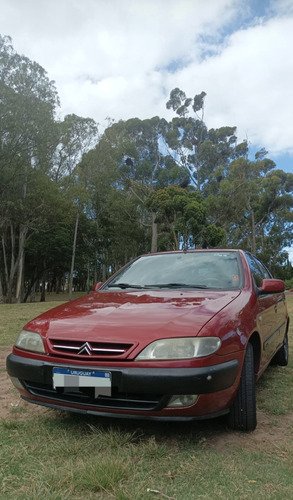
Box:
209;410;293;455
0;346;50;420
1;346;293;453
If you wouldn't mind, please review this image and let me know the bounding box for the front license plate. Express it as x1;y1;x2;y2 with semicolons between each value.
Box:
53;368;111;397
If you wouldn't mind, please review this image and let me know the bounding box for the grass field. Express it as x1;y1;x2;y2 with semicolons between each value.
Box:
0;294;292;499
0;292;86;346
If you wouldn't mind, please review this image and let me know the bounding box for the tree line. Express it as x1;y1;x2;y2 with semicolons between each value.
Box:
1;35;293;303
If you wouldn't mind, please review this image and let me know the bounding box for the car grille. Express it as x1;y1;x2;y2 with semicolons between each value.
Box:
22;380;166;411
48;339;135;360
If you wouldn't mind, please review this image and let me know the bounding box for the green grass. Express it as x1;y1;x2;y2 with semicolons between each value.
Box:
1;414;293;499
0;294;293;499
0;292;85;346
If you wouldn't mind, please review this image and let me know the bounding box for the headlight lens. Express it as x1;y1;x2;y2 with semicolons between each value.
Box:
15;330;45;353
135;337;221;360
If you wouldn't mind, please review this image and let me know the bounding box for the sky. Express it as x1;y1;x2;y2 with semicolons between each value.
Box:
1;0;293;177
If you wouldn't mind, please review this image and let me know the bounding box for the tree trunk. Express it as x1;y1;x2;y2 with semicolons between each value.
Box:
40;273;46;302
194;144;201;192
171;226;179;250
0;277;4;304
249;203;256;255
2;223;29;303
102;262;107;282
30;282;36;303
5;225;16;303
94;254;97;283
69;210;79;300
23;270;38;303
151;213;158;252
15;225;28;303
2;234;9;296
86;259;90;293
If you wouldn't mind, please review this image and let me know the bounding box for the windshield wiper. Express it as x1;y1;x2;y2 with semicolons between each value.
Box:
146;283;208;289
108;283;146;289
108;282;210;290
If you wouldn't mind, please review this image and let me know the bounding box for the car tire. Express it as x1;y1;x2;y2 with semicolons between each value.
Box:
272;332;289;367
228;342;257;432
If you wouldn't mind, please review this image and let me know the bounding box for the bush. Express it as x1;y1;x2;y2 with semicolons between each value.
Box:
285;278;293;290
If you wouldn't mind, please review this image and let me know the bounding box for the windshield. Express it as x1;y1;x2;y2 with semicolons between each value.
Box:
103;251;243;290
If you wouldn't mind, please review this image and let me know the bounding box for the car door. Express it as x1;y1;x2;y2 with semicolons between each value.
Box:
246;254;285;370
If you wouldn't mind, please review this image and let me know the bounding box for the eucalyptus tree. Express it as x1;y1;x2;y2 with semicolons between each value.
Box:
253;168;293;270
165;88;207;191
52;113;99;183
22;178;74;301
104;117;190;252
146;185;226;250
50;113;99;299
0;35;59;302
78;116;189;267
207;152;293;267
82;112;237;260
164;88;239;193
78;128;148;277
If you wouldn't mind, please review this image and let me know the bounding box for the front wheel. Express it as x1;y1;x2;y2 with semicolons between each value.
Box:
228;343;257;432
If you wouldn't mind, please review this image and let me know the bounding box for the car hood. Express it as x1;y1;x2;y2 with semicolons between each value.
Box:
26;289;241;343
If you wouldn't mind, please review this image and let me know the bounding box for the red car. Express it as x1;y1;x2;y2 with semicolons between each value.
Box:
7;250;289;431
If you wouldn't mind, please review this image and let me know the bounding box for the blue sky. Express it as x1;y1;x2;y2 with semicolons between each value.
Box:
1;0;293;174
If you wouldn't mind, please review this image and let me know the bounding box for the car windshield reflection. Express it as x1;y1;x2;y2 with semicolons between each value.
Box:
104;251;243;291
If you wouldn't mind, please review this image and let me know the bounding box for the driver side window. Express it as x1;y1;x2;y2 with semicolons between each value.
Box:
246;253;271;288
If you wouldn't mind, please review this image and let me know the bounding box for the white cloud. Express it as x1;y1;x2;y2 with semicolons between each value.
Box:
1;0;293;168
184;15;293;155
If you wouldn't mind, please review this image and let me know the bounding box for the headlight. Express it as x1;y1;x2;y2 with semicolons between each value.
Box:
135;337;221;360
15;330;45;353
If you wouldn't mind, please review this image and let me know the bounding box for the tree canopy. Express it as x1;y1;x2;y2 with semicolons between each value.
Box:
0;35;292;302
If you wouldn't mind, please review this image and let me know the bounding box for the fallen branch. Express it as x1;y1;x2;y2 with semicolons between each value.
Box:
147;488;177;500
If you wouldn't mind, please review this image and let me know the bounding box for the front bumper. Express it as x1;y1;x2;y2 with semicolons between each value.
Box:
7;353;239;417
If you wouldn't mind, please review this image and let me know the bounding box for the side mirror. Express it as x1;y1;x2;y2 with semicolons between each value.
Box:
92;282;103;291
260;279;285;294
